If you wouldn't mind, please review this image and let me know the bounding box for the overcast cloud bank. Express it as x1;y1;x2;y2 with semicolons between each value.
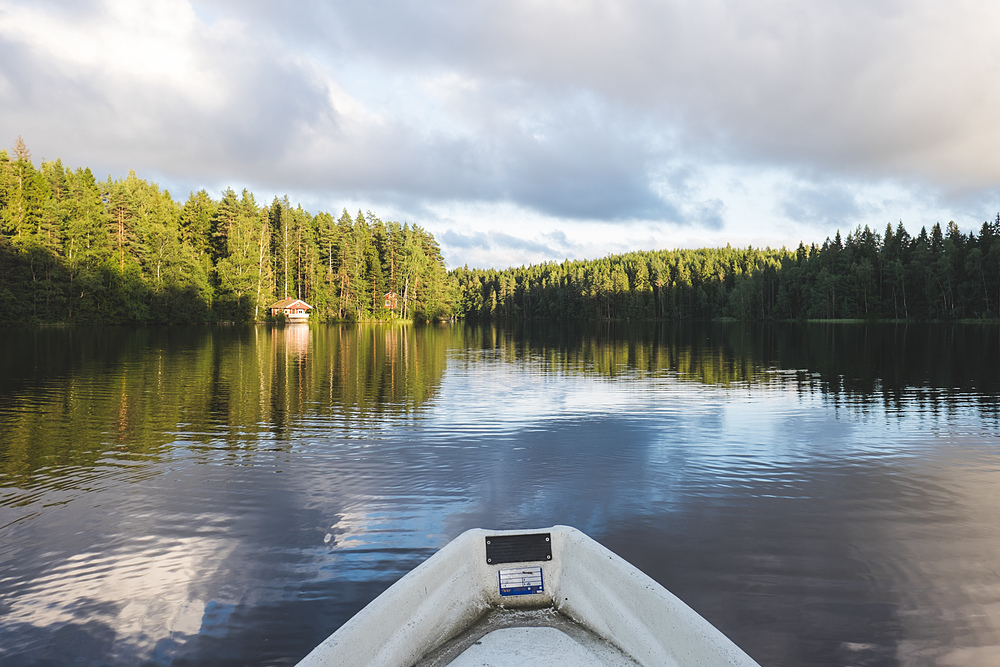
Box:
2;0;998;268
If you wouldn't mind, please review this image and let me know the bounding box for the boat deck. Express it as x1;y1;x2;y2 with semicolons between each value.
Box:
415;608;640;666
296;527;759;667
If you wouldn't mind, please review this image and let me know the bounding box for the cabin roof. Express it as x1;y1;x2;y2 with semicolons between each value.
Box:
268;297;313;310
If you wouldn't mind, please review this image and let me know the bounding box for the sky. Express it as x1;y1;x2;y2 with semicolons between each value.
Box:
2;0;999;270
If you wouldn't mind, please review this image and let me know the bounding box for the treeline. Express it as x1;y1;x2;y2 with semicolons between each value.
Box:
6;139;1000;325
0;139;453;323
454;219;1000;321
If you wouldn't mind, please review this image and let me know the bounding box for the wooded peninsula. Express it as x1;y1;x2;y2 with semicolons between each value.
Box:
3;140;999;324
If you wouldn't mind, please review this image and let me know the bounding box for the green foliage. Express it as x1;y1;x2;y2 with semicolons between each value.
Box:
7;139;996;325
453;221;1000;322
0;140;453;324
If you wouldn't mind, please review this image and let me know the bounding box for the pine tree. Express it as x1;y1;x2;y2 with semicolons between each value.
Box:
179;189;216;262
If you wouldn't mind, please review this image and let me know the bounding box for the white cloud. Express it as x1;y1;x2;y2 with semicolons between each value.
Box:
1;0;999;268
0;0;230;110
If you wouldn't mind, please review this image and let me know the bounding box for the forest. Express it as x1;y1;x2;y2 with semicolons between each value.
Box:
454;219;1000;322
0;139;454;324
3;139;1000;324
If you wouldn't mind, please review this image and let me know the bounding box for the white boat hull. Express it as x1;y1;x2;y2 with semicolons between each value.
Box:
297;525;759;666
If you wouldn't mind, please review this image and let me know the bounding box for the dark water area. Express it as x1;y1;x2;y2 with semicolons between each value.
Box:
1;322;1000;666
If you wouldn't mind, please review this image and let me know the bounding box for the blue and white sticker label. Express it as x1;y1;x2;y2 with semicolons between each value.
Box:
498;566;543;596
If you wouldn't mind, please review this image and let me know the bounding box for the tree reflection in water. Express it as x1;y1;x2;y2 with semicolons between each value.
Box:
0;322;999;665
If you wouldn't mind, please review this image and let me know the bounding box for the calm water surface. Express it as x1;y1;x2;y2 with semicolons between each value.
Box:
1;322;1000;666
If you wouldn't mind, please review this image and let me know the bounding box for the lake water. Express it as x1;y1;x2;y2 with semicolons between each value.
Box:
1;322;1000;666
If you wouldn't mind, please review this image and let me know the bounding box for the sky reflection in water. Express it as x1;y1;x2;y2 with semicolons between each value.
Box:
1;323;999;666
